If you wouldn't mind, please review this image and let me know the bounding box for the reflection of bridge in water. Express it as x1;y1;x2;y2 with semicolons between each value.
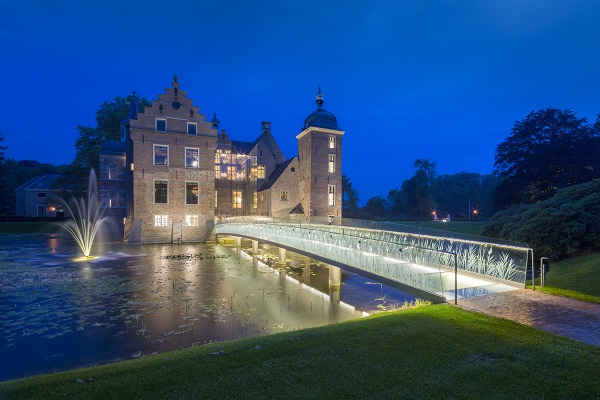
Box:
215;218;532;303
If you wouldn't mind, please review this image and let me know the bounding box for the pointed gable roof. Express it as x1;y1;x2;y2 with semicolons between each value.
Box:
258;158;296;191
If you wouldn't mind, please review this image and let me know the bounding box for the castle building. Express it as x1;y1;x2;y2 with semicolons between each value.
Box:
99;77;343;243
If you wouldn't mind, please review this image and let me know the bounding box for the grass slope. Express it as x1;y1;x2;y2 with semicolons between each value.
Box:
395;221;486;236
0;222;60;234
533;252;600;303
1;305;598;400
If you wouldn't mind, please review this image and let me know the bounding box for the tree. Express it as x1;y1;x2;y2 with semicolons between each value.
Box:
401;158;437;219
342;173;360;214
363;195;388;218
0;133;8;214
493;108;600;208
60;94;150;191
387;188;405;218
434;172;497;218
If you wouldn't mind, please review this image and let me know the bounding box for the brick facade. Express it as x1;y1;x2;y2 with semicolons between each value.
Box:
99;78;344;242
125;77;217;243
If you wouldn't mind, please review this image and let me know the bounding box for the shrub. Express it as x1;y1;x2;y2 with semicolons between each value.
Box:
483;179;600;260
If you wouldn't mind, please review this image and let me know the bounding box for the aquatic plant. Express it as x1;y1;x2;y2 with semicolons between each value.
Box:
58;169;109;258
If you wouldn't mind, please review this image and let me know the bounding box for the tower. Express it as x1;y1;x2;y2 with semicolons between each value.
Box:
297;86;344;224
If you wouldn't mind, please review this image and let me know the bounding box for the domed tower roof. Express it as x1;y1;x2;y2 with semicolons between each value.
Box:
302;85;340;131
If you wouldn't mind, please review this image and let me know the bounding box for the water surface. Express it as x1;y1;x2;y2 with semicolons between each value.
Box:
0;234;416;381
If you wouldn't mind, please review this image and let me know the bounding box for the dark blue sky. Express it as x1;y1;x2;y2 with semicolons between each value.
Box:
2;0;600;203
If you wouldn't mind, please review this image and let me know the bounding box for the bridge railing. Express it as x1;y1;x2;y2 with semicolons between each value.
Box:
216;216;530;285
216;221;454;301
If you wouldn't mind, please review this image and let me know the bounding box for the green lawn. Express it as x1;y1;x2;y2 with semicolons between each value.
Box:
532;252;600;303
1;305;598;400
0;222;60;234
395;220;486;236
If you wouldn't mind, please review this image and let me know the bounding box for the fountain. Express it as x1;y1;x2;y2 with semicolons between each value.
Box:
57;169;109;258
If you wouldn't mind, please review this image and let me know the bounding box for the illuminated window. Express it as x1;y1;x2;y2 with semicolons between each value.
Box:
154;145;168;165
109;191;117;207
233;190;242;209
328;185;335;206
186;148;199;168
257;165;266;179
328;155;335;173
185;215;199;227
108;166;117;179
329;136;335;149
154;180;168;204
227;166;236;180
156;118;166;132
215;190;218;208
214;165;221;180
154;214;168;227
253;191;257;209
186;182;198;205
187;122;197;135
280;190;288;201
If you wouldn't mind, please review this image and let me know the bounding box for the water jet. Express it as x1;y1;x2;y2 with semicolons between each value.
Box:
57;169;109;258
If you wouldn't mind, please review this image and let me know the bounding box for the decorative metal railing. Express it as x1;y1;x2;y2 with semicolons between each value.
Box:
215;217;531;302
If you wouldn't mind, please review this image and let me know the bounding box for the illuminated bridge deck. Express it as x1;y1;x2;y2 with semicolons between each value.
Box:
215;218;531;303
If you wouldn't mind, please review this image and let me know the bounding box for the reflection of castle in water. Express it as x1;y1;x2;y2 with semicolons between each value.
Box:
229;239;417;313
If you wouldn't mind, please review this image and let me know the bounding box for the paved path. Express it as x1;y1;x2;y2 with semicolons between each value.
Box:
457;289;600;347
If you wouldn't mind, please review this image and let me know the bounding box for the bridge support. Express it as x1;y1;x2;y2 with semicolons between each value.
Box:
329;266;341;288
235;237;242;248
278;248;287;265
252;240;259;254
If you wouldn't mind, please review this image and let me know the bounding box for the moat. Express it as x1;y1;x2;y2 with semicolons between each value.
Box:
0;234;417;381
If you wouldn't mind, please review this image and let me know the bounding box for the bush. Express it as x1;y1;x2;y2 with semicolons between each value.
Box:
483;179;600;260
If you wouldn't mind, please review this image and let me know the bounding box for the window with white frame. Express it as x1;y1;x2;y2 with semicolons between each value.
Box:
328;185;335;206
156;118;167;132
187;122;197;135
280;190;288;201
233;190;242;209
109;190;117;207
185;147;199;168
215;190;218;208
185;215;199;227
154;214;168;227
154;145;169;165
108;166;117;180
155;180;168;203
329;135;336;149
328;155;335;173
186;182;199;205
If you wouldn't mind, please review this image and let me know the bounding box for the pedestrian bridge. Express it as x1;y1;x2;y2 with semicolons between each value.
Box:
215;217;531;303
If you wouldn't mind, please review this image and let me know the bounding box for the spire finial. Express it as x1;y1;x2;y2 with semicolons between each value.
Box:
316;82;324;108
173;75;178;83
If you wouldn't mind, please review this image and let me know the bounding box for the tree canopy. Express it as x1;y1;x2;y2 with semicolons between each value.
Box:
493;108;600;208
60;94;150;191
342;173;360;214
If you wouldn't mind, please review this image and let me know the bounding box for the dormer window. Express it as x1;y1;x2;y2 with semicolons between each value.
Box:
187;122;197;135
156;118;167;132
